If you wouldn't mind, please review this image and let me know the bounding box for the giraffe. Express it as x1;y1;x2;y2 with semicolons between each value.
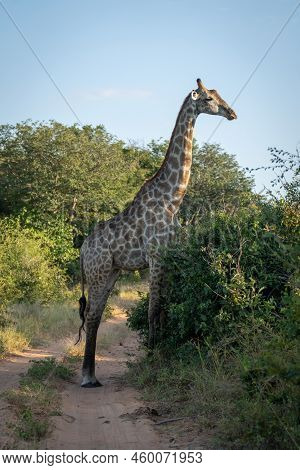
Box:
78;78;237;387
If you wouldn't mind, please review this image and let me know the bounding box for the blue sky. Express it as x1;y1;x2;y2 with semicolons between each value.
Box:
0;0;299;190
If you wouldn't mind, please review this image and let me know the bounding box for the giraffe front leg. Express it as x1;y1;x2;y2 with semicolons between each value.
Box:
148;258;164;349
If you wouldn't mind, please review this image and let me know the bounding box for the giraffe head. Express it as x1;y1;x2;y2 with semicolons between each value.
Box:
191;79;237;120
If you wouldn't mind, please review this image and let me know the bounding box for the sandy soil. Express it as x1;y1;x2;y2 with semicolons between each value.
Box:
0;311;169;450
0;308;208;450
43;311;168;450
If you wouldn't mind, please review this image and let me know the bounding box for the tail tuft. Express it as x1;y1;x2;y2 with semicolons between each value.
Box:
75;295;87;345
79;295;87;320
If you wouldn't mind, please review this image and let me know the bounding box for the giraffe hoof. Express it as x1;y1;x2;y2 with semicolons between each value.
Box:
81;380;102;388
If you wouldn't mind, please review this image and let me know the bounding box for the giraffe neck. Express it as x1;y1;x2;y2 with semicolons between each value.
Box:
154;95;197;213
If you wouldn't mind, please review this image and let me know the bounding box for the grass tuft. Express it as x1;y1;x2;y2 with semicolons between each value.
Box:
24;357;74;382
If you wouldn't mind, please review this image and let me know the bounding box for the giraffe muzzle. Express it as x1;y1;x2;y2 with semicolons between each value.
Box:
227;109;237;120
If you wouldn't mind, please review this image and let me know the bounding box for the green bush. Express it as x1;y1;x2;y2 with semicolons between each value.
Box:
0;121;162;242
15;209;79;278
0;217;68;305
128;201;296;348
127;305;300;449
217;306;300;449
127;293;149;343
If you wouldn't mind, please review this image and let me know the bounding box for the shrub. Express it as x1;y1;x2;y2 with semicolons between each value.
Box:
16;209;79;278
0;217;68;305
127;293;149;344
128;201;297;349
127;306;300;449
217;306;300;449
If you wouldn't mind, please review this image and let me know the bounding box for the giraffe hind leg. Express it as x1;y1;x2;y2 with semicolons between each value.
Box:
81;269;119;388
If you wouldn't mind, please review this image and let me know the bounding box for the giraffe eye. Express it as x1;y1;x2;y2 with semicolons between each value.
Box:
205;97;213;102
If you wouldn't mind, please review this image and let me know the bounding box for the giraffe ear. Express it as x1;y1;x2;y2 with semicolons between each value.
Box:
191;90;199;100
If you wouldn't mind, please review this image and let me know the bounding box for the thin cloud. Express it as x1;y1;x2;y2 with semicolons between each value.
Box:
78;87;152;101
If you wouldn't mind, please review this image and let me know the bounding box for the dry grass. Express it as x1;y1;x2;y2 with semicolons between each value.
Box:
111;280;148;311
62;280;144;359
1;280;145;359
97;317;129;352
9;302;78;347
64;312;131;360
64;336;85;360
0;328;29;358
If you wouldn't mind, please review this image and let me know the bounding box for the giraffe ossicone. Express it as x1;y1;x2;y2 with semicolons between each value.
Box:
79;79;237;388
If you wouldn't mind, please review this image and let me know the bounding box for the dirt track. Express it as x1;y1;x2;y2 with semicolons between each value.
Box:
0;306;208;450
43;311;166;450
0;311;168;450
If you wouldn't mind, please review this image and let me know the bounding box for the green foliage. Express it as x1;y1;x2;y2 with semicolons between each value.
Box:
181;143;254;224
217;311;300;449
127;314;300;449
0;121;160;241
127;293;149;343
129;201;297;348
17;209;79;277
0;217;68;305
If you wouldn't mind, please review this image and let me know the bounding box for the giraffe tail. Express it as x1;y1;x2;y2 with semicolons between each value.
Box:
75;253;87;345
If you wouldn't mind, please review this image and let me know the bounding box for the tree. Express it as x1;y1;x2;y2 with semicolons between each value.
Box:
181;143;254;225
140;140;255;224
0;121;159;242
